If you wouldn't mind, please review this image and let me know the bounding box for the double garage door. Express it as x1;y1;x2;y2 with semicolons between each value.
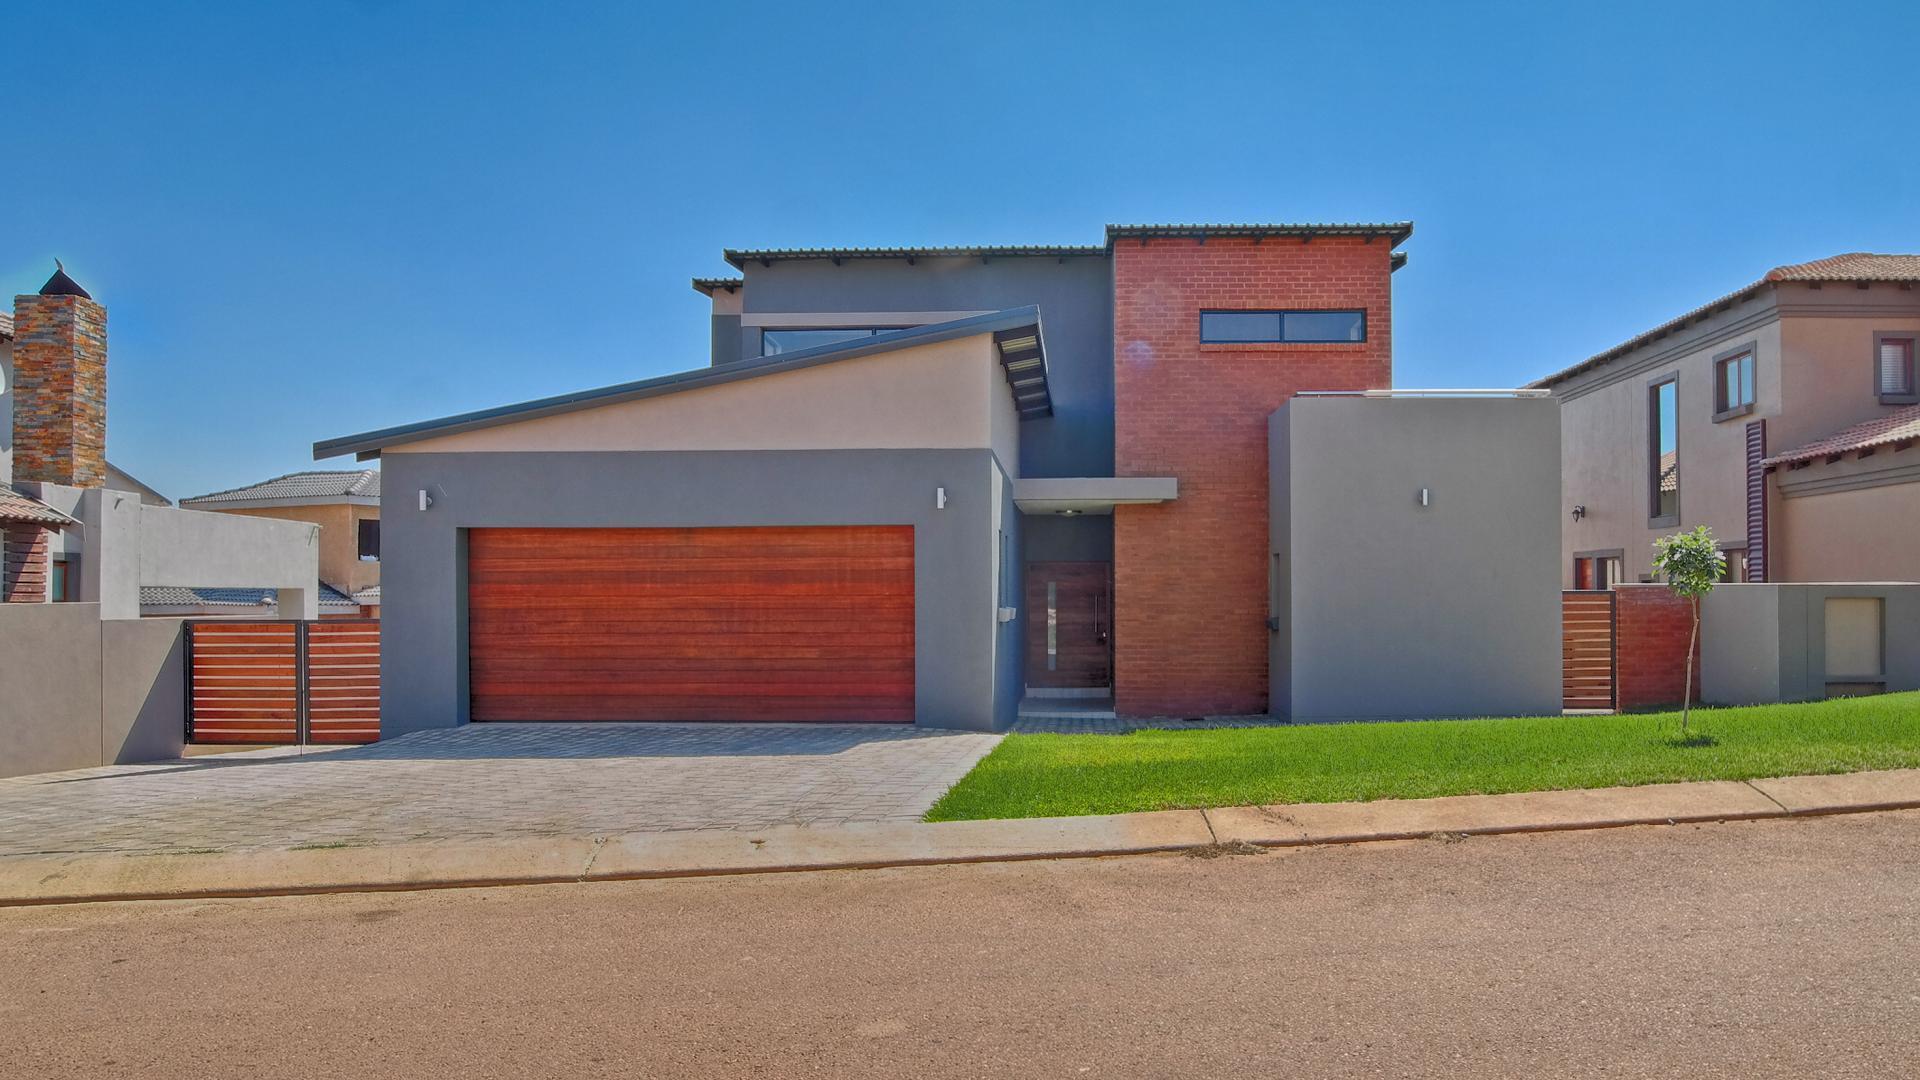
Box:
468;526;914;723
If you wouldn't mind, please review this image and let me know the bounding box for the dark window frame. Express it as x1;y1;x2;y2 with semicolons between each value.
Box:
50;552;77;603
357;518;381;561
758;326;905;357
1199;309;1368;345
1874;331;1918;405
1573;548;1626;591
1648;372;1680;528
1711;342;1757;422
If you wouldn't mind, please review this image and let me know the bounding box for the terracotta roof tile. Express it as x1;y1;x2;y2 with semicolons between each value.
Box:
1765;253;1920;283
0;483;79;527
1764;403;1920;467
1532;252;1920;389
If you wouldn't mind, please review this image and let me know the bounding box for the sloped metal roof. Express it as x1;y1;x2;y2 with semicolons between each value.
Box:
315;306;1054;460
1105;221;1414;245
691;277;743;295
726;244;1103;268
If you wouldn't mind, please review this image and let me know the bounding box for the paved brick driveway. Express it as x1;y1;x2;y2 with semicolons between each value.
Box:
0;724;1002;857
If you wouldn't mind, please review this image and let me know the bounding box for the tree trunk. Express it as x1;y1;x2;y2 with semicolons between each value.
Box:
1682;595;1699;736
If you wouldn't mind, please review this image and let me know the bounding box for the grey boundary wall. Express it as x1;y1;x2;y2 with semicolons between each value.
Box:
378;448;1019;735
1269;396;1565;721
1701;584;1920;705
0;604;184;779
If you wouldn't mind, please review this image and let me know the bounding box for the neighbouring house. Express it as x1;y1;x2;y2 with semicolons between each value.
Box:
1;264;329;778
315;221;1566;733
180;469;381;618
0;264;322;618
1531;253;1920;587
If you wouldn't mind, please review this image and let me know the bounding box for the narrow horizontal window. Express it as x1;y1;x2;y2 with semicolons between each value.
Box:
1200;310;1366;344
760;328;900;356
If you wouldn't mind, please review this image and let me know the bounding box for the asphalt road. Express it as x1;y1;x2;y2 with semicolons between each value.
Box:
4;811;1917;1079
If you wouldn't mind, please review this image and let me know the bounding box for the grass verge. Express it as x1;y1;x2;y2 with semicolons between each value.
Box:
925;693;1920;822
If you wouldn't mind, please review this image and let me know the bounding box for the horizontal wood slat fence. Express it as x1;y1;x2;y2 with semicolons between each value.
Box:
1561;591;1617;711
187;620;380;745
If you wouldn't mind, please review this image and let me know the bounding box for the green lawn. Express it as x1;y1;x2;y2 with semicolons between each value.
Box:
925;693;1920;822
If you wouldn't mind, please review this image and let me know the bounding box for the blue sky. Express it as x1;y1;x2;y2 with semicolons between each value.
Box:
4;1;1915;499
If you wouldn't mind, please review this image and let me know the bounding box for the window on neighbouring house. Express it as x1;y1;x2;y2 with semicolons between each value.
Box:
1878;334;1916;402
50;554;76;602
358;519;380;561
1573;555;1624;590
1199;310;1366;344
1649;376;1679;523
760;328;902;356
1715;349;1754;416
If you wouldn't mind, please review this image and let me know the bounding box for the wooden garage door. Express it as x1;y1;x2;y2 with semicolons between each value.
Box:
467;526;914;723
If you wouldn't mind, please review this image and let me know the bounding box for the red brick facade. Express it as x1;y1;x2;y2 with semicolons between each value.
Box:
2;525;50;604
1614;584;1703;710
1112;236;1395;716
11;293;109;488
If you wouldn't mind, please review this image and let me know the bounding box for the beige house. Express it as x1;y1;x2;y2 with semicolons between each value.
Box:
1532;253;1920;587
180;470;380;616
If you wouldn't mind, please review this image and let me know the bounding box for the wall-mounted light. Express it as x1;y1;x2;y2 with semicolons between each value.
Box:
419;489;434;512
1417;488;1431;508
935;486;947;510
1570;504;1586;522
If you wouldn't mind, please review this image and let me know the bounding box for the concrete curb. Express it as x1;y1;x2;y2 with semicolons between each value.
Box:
3;770;1917;907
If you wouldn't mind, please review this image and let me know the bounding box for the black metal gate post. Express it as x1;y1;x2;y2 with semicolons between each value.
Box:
295;620;311;747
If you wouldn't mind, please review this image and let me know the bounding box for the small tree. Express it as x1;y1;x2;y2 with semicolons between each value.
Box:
1651;526;1725;736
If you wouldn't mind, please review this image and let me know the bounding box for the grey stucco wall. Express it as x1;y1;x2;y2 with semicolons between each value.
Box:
1270;397;1564;721
0;604;184;779
1700;585;1781;704
380;448;1018;734
1702;584;1920;704
738;256;1114;479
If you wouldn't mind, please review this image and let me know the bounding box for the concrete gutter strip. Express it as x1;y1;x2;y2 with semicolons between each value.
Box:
3;770;1917;907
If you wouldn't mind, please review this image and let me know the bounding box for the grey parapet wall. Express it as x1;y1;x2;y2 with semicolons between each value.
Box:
1701;583;1920;705
1269;395;1564;721
376;448;1019;736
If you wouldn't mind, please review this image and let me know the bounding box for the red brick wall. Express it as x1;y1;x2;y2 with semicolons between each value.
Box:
1614;584;1702;710
1112;236;1395;716
2;525;50;604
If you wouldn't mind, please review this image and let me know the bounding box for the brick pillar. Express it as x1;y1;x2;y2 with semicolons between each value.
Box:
1613;584;1702;709
1111;234;1397;717
12;274;108;488
2;525;49;603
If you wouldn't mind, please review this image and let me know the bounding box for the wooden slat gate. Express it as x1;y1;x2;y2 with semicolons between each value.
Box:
1561;591;1616;711
186;620;380;745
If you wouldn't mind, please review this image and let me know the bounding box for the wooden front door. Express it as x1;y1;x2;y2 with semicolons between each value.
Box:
1024;561;1112;689
467;525;915;723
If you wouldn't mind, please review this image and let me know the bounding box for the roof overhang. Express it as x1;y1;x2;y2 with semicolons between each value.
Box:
1013;476;1178;516
691;277;742;295
315;306;1055;460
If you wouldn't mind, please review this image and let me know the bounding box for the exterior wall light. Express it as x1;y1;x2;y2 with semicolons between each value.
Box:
1571;504;1586;521
1417;488;1431;508
419;489;434;512
935;486;947;510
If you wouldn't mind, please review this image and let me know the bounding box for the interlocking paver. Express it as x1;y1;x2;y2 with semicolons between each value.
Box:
0;723;1001;857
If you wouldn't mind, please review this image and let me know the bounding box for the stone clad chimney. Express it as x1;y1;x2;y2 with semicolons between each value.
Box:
11;262;107;488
